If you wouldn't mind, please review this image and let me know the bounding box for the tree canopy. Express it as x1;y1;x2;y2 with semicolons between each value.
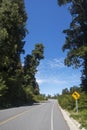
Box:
0;0;44;107
58;0;87;92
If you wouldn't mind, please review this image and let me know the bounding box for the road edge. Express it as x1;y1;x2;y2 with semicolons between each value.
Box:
57;103;86;130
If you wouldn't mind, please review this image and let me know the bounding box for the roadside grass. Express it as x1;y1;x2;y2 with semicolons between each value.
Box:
70;109;87;129
58;92;87;130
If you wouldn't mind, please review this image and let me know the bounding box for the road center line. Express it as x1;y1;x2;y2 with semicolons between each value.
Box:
0;109;31;126
51;102;55;130
0;103;46;126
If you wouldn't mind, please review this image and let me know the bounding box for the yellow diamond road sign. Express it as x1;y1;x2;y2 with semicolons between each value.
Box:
72;91;80;100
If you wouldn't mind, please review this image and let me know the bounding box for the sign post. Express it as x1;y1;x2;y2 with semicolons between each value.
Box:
72;91;80;113
76;99;78;113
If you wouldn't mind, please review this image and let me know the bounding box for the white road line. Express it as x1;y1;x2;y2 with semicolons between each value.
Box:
51;102;55;130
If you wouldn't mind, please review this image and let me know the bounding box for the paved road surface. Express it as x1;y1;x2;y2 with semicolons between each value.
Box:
0;100;70;130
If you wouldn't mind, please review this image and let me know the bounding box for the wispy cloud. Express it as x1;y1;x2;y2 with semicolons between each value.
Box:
36;79;47;84
37;58;65;73
47;58;65;69
36;57;81;95
36;77;69;86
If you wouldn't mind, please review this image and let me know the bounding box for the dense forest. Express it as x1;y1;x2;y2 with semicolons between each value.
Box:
0;0;44;108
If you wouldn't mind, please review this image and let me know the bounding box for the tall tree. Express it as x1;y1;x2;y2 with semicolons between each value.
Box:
23;44;44;96
58;0;87;92
0;0;27;105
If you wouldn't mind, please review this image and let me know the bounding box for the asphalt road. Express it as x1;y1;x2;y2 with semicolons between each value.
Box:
0;100;70;130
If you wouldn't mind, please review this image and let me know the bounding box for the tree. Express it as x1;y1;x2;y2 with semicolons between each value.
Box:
0;0;27;105
23;44;44;100
69;86;81;94
62;88;69;95
0;76;7;107
32;44;44;61
58;0;87;92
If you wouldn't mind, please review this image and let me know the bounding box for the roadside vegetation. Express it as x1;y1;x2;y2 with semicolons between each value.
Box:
0;0;44;108
57;0;87;129
57;86;87;129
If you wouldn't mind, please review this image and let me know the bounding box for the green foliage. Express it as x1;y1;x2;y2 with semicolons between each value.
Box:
58;86;82;110
0;0;35;107
0;0;44;108
23;43;44;98
23;86;34;103
61;0;87;68
58;87;87;129
62;88;69;95
0;76;8;107
58;94;75;110
32;44;44;61
69;86;82;94
78;92;87;110
0;77;7;97
58;0;87;92
0;0;27;79
58;0;71;6
71;110;87;129
33;94;47;102
81;58;87;92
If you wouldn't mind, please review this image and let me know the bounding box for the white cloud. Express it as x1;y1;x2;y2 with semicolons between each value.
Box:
36;58;66;79
52;79;68;84
36;57;81;95
37;58;65;71
36;71;81;88
36;79;46;84
36;79;50;84
36;77;68;86
47;58;65;69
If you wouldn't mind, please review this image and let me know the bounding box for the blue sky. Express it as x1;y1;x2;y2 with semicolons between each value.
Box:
23;0;81;95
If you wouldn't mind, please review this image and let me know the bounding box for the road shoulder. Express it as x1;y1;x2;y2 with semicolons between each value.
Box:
58;104;86;130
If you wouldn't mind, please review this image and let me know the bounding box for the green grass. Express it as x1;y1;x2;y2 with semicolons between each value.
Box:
58;92;87;130
70;109;87;129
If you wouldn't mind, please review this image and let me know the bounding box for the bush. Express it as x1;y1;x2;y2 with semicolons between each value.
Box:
23;86;34;104
0;77;8;107
58;92;87;129
58;94;75;110
78;92;87;110
33;94;46;102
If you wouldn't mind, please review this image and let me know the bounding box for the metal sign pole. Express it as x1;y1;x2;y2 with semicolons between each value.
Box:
76;99;78;113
